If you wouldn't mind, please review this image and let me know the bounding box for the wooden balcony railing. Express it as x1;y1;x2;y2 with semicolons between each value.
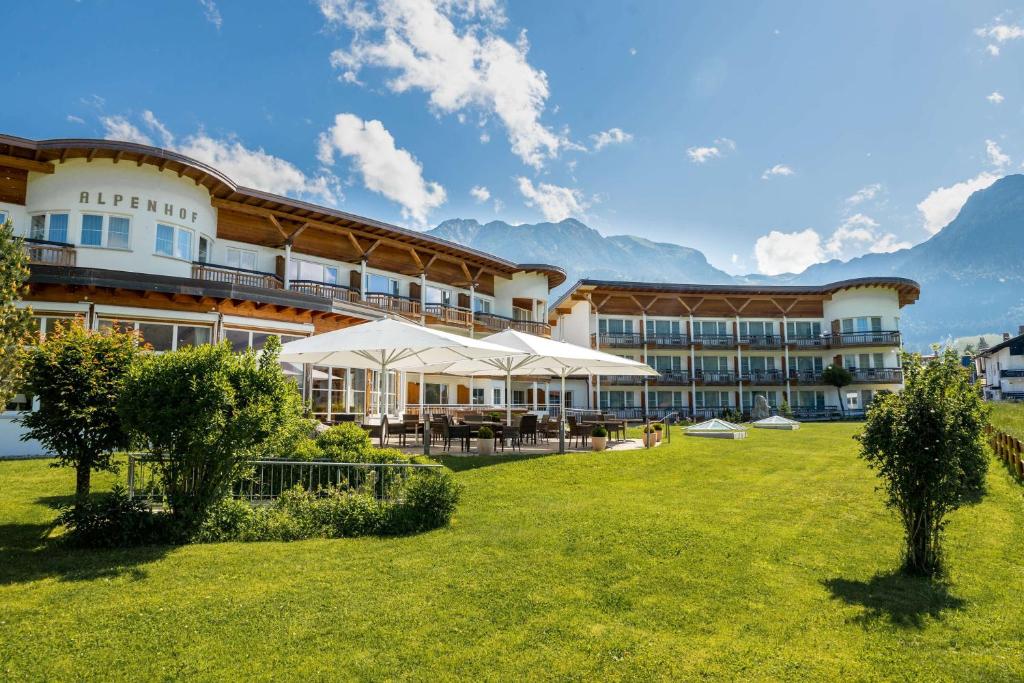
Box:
475;313;550;336
849;368;904;384
742;334;784;349
24;238;76;267
787;336;829;349
289;279;359;303
192;262;282;289
424;302;473;327
653;371;690;385
364;292;421;318
826;331;901;347
790;370;824;384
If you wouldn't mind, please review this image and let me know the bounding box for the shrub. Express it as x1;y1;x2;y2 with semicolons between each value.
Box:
193;497;256;543
386;470;462;535
57;485;171;548
0;218;33;410
857;349;989;577
780;400;794;418
652;423;663;432
119;336;305;530
315;422;372;459
591;425;608;437
291;438;324;461
477;426;494;439
822;365;854;416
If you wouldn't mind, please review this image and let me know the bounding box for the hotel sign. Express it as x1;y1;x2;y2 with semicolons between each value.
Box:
78;190;199;223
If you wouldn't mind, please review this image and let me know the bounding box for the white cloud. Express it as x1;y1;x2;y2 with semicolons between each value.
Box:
987;44;1000;56
846;183;882;205
824;214;910;260
470;185;490;202
761;164;794;179
320;0;561;168
198;0;222;30
516;177;585;222
318;112;445;224
986;139;1010;168
917;172;1000;234
590;127;633;151
686;137;734;163
101;116;153;145
479;131;491;144
987;91;1005;104
629;47;637;56
66;114;85;125
493;198;504;212
754;229;824;275
975;22;1024;43
103;111;338;205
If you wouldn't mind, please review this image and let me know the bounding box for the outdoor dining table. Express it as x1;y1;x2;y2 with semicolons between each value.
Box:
581;420;626;441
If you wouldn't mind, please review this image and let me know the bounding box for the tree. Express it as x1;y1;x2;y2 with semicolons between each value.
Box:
856;349;988;577
822;364;854;416
0;219;33;408
976;336;989;352
119;336;305;529
19;321;145;501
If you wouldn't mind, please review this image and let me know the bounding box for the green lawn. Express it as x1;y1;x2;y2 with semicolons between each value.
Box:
2;424;1023;681
990;402;1024;441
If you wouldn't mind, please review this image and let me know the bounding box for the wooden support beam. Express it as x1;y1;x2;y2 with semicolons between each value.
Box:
408;248;424;273
136;154;147;167
362;239;382;257
266;214;289;241
86;148;97;163
112;151;123;164
0;154;56;174
286;222;311;244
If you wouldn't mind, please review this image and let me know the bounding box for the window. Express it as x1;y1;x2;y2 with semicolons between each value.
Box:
5;389;33;413
424;383;449;405
226;246;258;271
0;210;7;225
425;286;452;306
198;236;211;263
841;317;883;334
289;259;339;284
697;356;730;372
694;320;728;337
600;391;635;409
109;217;130;249
787;321;822;339
654;391;683;408
797;390;826;408
471;388;485;405
155;223;193;260
492;387;503;405
742;356;776;374
474;298;492;314
739;321;774;337
646;319;681;336
81;214;103;246
512;389;526;406
365;273;399;295
695;391;730;407
648;355;682;373
744;390;778;409
599;318;634;335
98;319;212;352
31;213;69;242
789;356;824;373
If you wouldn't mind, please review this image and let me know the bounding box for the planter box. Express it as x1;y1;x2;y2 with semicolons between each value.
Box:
591;436;607;451
477;439;495;456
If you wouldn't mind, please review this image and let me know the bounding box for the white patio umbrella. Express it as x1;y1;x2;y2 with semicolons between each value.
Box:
436;329;659;452
277;319;525;418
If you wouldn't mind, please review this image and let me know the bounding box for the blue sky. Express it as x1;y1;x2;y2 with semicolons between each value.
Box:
3;1;1023;275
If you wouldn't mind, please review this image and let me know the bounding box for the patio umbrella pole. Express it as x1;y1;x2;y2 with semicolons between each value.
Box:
559;374;566;454
506;367;512;426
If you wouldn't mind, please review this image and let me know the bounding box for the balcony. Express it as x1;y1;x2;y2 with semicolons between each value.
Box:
364;292;421;318
787;336;828;349
653;371;690;385
850;368;903;384
476;313;549;336
424;302;472;327
1000;369;1024;378
826;331;901;348
646;334;689;348
591;332;644;348
742;334;783;350
790;370;823;384
289;279;359;303
742;369;787;385
697;370;737;385
24;238;76;267
602;375;645;386
192;262;282;289
693;334;737;349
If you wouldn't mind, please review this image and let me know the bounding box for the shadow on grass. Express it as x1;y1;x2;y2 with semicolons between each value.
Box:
437;449;571;472
822;571;966;628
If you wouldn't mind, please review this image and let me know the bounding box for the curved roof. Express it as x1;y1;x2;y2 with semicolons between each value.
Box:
0;134;566;289
552;276;921;313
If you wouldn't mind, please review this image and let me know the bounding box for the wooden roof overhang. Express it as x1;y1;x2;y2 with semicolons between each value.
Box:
549;277;921;321
0;135;566;293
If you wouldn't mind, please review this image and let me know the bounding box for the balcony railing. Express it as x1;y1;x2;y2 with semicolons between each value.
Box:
790;370;824;384
364;292;421;317
849;368;904;384
693;334;737;348
192;262;282;289
1000;369;1024;378
697;370;736;385
826;331;901;347
742;334;783;349
646;334;689;348
289;279;359;303
475;313;550;336
602;375;644;386
591;332;644;348
24;238;76;267
424;302;472;327
742;369;787;385
787;336;828;349
653;371;690;385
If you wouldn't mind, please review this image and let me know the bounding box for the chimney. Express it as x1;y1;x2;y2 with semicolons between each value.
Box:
1004;332;1011;341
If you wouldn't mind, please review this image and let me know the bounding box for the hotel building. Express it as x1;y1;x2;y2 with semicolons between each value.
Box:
0;135;563;455
549;278;920;419
975;328;1024;401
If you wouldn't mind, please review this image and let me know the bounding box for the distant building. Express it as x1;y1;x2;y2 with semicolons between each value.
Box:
974;327;1024;401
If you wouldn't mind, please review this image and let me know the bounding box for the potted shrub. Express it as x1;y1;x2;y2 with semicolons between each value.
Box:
642;426;656;447
653;423;664;442
591;425;608;451
477;426;495;456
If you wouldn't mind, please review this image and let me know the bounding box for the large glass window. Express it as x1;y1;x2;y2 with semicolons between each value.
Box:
600;390;635;409
787;321;822;339
474;298;492;314
653;391;683;408
797;390;826;408
175;228;193;260
365;273;399;295
425;286;451;306
31;213;70;242
289;258;338;284
30;215;45;240
198;236;211;263
227;247;258;271
841;317;883;333
108;217;131;249
648;355;682;372
424;383;449;405
599;318;634;334
155;224;174;256
695;391;731;407
646;319;681;336
99;318;212;352
155;223;193;260
694;320;728;337
697;356;731;372
80;214;103;246
471;388;485;405
739;321;774;337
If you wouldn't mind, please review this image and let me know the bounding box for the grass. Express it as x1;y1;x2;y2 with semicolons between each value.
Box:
990;401;1024;441
2;424;1023;681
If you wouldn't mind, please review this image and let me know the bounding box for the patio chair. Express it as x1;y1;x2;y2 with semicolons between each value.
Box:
443;417;472;453
566;415;589;449
363;415;389;447
388;418;409;447
519;414;538;445
501;422;521;452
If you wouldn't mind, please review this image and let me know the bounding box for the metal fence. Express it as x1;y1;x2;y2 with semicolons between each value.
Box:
127;455;443;505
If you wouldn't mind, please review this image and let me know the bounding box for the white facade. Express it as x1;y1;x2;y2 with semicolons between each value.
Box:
975;332;1024;400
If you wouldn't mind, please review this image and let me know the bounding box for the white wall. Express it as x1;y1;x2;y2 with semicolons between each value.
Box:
493;271;549;318
822;287;901;330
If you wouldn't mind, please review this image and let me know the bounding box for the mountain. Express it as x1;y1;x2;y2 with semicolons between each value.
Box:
428;176;1024;350
428;218;734;287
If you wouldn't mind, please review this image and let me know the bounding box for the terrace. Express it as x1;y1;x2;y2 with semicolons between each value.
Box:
24;238;76;267
849;368;904;383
